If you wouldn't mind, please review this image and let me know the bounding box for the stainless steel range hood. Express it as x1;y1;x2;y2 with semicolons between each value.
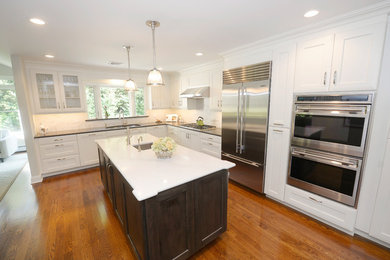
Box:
180;86;210;98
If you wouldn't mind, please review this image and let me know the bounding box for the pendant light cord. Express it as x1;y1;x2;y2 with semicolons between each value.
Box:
151;22;156;69
126;46;131;78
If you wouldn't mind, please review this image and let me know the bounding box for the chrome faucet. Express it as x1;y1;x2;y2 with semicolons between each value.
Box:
126;127;131;146
137;136;143;152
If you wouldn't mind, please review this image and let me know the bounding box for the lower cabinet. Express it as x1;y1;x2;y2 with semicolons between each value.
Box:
369;139;390;244
98;148;227;260
284;185;357;232
77;132;107;166
264;127;290;201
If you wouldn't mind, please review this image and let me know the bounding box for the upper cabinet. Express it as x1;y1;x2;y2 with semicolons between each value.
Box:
30;69;85;113
294;21;386;92
269;43;296;128
294;35;334;92
176;62;223;111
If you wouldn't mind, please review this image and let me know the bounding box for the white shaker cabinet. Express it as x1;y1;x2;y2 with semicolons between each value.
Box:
77;132;107;166
294;21;386;93
294;35;334;92
269;43;296;128
369;139;390;244
38;135;81;174
264;127;290;201
210;68;223;111
331;22;386;91
146;125;167;137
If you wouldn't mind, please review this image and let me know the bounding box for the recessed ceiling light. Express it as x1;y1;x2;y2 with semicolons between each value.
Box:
304;10;319;18
44;54;54;58
195;52;203;56
30;18;45;25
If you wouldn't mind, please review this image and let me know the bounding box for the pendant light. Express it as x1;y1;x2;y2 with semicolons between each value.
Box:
123;45;136;91
146;20;164;86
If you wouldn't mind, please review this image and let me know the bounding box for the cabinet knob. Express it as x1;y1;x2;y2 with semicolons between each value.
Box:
323;72;327;86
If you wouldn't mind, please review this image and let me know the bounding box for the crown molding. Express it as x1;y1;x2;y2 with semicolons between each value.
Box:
220;1;390;58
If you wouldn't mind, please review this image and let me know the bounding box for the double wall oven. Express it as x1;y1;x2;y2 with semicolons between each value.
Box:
288;94;373;207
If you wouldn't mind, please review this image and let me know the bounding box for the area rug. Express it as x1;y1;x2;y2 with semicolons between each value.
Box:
0;153;28;201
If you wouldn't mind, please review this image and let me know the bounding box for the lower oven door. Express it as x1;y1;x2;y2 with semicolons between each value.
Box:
287;146;362;207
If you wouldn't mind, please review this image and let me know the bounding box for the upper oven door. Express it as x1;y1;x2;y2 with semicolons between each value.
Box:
292;104;370;157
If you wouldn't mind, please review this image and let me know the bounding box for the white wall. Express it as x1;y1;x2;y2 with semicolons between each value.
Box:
11;56;41;183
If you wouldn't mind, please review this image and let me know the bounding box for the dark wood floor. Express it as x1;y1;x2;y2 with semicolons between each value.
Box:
0;167;389;260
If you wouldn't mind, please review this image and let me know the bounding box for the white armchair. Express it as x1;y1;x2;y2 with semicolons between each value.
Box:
0;129;18;161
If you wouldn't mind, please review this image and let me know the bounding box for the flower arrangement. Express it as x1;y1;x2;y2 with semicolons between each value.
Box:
151;137;177;159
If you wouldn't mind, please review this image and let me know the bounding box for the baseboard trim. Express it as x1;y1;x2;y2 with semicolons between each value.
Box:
41;164;99;178
355;229;390;249
31;175;43;184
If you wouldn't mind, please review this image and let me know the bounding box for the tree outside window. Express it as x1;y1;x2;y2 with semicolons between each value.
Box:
0;80;21;131
86;85;146;119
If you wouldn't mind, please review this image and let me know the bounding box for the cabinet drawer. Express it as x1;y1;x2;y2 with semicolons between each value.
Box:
39;141;79;159
284;185;357;232
200;134;221;143
200;140;221;158
41;155;80;173
38;135;77;145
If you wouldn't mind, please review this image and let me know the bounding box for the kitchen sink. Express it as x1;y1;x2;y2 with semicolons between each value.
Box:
106;123;141;129
132;142;153;151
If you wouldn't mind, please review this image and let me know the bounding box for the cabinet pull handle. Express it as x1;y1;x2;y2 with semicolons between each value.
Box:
323;72;327;85
309;197;322;204
273;122;283;126
55;144;64;147
54;138;63;141
333;71;337;85
273;129;283;133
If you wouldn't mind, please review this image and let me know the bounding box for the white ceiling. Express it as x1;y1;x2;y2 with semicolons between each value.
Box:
0;0;385;71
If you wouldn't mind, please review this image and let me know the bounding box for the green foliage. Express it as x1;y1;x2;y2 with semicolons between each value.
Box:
100;87;131;118
135;88;145;116
0;89;21;131
85;87;96;119
85;85;146;119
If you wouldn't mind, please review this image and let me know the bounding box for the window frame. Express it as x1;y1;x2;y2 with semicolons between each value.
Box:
86;84;146;120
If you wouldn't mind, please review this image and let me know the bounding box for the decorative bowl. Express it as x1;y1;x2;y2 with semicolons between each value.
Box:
155;150;173;159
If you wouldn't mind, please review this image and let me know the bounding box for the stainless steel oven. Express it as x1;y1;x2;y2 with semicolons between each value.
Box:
292;94;373;157
288;147;362;206
288;93;373;207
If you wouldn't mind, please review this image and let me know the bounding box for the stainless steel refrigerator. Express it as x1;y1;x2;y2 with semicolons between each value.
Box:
221;61;271;193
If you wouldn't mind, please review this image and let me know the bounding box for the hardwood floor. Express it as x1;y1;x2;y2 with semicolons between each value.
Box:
0;167;389;260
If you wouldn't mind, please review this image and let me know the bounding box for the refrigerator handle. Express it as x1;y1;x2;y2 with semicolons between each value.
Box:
240;86;246;154
236;85;241;153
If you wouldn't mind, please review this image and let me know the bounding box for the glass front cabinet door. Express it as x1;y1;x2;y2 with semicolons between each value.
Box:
31;70;84;113
58;73;83;111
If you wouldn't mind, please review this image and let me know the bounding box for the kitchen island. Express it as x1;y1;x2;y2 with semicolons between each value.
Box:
96;134;235;260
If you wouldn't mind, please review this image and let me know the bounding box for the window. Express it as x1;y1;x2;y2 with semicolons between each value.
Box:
0;79;25;149
86;85;145;119
0;80;21;131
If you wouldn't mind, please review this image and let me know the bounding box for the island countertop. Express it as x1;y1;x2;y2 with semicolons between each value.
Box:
96;134;235;201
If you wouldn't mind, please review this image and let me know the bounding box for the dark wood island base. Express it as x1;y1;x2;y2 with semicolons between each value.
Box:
98;148;228;260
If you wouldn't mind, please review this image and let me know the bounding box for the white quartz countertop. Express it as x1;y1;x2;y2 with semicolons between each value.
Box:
96;134;235;201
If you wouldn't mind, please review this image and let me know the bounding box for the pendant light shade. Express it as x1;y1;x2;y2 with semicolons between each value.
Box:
147;68;164;87
123;45;136;91
124;79;136;91
146;20;164;86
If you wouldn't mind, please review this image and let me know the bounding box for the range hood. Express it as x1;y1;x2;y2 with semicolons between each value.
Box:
180;86;210;98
